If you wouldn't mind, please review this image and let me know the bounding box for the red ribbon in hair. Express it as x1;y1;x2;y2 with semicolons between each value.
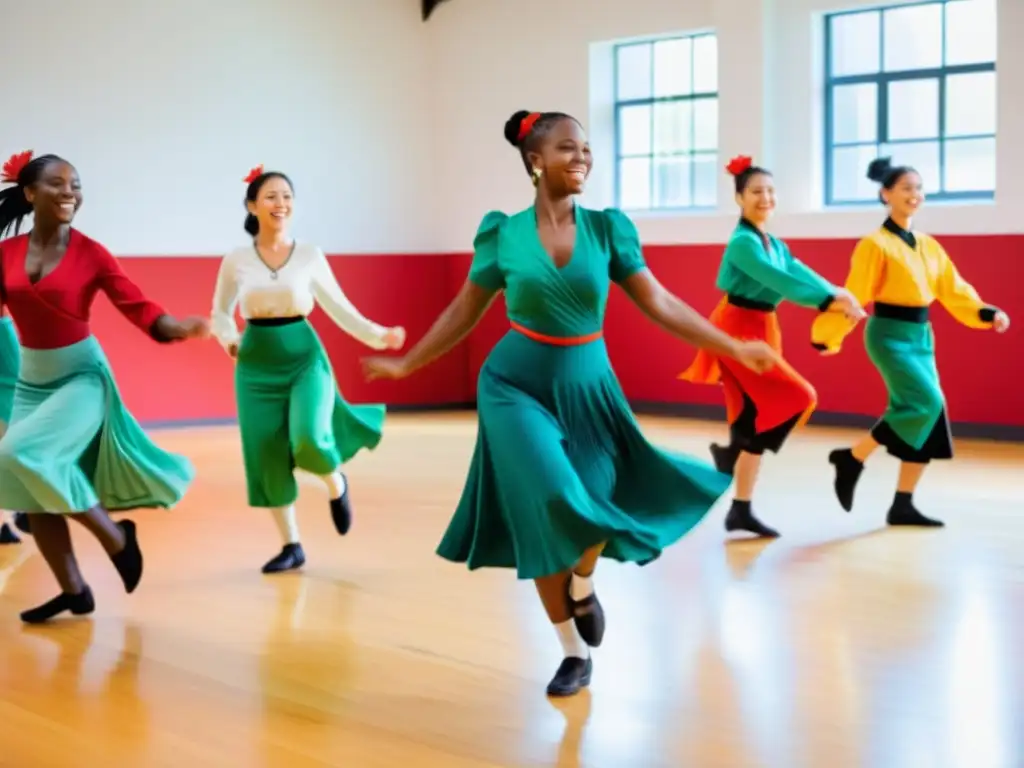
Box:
1;150;33;184
518;113;541;141
725;155;753;176
243;164;264;184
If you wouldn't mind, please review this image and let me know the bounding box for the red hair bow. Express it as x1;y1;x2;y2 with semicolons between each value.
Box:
725;155;753;176
243;164;264;184
1;150;33;184
518;113;541;141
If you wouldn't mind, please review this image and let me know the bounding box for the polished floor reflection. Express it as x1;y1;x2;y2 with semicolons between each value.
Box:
0;414;1021;767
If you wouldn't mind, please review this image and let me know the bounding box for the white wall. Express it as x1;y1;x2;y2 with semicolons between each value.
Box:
426;0;1024;248
0;0;433;255
3;0;1020;255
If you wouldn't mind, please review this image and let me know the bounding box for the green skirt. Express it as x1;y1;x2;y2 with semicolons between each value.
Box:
0;336;195;514
0;317;17;430
437;331;732;580
235;318;386;508
865;316;953;462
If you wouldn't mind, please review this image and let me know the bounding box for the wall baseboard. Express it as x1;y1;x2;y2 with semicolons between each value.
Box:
142;402;1024;443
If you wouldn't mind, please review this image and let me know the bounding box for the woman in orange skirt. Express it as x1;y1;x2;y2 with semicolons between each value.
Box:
680;156;865;537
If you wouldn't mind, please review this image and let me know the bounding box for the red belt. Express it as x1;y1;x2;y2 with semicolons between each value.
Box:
510;321;602;346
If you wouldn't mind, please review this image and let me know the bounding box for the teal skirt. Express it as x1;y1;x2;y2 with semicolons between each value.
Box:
437;330;732;580
0;336;195;514
0;317;17;430
865;316;953;462
235;318;386;508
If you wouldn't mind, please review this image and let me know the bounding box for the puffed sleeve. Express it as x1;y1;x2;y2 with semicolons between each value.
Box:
811;236;884;354
467;211;508;291
931;237;1000;328
603;208;647;283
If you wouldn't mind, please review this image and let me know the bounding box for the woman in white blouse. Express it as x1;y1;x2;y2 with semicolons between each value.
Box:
211;167;404;574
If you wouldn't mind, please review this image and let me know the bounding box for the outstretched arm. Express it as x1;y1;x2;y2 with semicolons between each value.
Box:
364;280;498;379
310;248;400;349
95;244;208;342
619;269;745;358
210;253;242;354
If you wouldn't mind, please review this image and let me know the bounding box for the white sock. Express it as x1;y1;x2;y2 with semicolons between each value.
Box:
554;619;589;660
270;505;300;545
321;471;346;500
570;573;594;601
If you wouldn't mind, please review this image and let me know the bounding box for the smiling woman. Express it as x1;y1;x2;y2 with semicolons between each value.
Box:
0;149;210;624
361;109;778;699
680;155;865;539
209;165;405;576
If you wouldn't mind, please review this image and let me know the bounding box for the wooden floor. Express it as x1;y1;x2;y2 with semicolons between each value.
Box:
0;414;1021;768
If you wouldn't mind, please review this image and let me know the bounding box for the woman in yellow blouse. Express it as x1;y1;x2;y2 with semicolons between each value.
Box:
811;157;1010;527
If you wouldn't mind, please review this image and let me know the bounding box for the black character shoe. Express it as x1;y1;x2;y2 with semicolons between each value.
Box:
546;656;592;697
0;522;20;544
262;543;306;574
829;448;864;512
330;474;353;535
20;587;96;624
724;500;780;538
110;519;143;594
710;442;740;476
568;583;605;648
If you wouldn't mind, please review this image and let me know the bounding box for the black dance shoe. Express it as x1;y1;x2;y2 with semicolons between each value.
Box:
0;522;20;544
546;656;592;697
568;586;605;647
262;543;306;574
329;473;353;535
20;587;96;624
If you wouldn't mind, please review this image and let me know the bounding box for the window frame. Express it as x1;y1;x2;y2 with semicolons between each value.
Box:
612;32;719;213
823;0;996;206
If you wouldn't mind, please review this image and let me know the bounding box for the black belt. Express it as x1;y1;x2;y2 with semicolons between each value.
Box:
873;303;929;323
727;294;777;312
248;316;305;327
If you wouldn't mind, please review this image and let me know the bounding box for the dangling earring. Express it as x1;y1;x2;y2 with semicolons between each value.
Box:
531;167;543;187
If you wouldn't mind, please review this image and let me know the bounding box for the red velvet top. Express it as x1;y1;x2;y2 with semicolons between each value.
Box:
0;229;168;350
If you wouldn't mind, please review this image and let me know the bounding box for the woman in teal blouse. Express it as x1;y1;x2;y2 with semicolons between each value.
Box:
363;110;777;698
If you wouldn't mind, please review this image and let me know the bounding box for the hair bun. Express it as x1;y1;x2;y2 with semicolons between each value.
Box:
504;110;533;147
866;157;893;183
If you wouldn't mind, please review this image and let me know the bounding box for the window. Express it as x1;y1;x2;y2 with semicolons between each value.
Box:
824;0;996;205
614;33;719;211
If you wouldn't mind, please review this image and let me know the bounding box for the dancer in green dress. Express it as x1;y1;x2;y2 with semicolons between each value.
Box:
363;110;778;697
0;150;209;623
0;308;21;544
211;166;405;574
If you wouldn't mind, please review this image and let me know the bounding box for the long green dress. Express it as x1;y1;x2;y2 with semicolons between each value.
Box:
0;316;17;429
436;205;732;579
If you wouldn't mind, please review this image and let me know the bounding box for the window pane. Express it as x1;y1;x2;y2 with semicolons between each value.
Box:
653;157;691;208
619;157;651;209
944;0;997;66
618;104;652;156
616;44;652;100
653;37;692;97
944;138;995;192
887;79;938;141
831;144;881;202
880;141;941;193
693;98;718;151
692;35;718;92
832;83;877;143
945;72;996;137
653;101;692;154
693;153;718;207
829;11;880;76
882;3;942;71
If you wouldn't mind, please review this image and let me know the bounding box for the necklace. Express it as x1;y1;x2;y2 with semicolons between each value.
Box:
254;240;295;281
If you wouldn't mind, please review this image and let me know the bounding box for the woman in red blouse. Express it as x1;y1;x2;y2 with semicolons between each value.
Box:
0;150;209;623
